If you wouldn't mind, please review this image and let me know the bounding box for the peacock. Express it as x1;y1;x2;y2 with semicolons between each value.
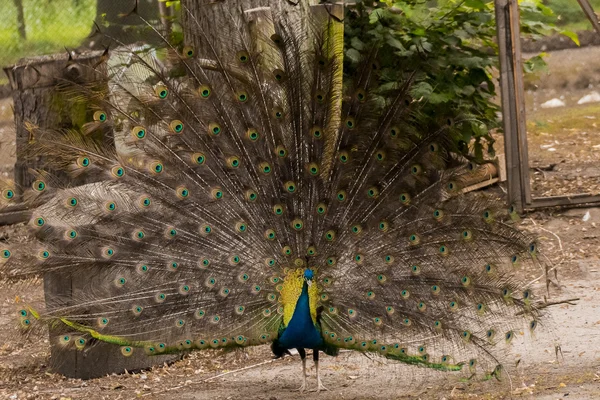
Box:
1;1;546;393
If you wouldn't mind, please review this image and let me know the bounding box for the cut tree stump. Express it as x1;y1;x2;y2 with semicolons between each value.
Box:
3;51;179;379
3;52;114;197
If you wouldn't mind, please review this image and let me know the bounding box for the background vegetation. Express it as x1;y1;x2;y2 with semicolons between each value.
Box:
0;0;596;156
544;0;600;31
344;0;581;160
0;0;170;85
1;0;597;81
1;0;96;77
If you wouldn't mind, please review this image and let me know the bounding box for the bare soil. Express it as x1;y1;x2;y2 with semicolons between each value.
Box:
524;46;600;198
1;46;600;399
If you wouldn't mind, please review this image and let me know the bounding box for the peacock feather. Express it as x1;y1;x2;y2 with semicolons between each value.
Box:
1;1;545;392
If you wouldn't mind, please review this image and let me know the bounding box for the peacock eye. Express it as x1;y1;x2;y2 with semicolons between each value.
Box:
273;69;285;81
237;51;250;63
183;46;195;58
93;110;107;122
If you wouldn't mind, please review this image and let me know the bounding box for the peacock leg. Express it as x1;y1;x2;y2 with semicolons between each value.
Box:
313;349;329;392
294;348;308;393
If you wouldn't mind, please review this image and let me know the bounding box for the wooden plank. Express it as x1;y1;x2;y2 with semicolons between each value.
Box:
461;178;500;194
531;194;600;208
497;153;507;182
494;0;530;213
458;162;498;185
508;0;532;205
452;160;500;193
495;0;521;211
576;0;600;35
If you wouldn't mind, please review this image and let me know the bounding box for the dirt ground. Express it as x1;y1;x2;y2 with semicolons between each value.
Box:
524;46;600;198
0;46;600;399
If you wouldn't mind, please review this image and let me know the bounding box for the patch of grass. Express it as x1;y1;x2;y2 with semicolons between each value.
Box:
527;103;600;136
0;0;96;85
544;0;600;32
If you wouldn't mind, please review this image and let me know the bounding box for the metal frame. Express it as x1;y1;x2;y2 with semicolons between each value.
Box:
495;0;600;211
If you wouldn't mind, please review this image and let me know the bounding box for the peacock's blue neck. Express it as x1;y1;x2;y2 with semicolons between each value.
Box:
278;282;323;350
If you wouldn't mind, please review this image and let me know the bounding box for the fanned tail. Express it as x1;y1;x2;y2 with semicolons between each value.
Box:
1;2;545;380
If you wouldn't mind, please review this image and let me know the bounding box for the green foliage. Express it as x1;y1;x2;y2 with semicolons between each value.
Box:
542;0;600;31
162;0;181;11
0;0;96;84
344;0;565;160
520;0;580;44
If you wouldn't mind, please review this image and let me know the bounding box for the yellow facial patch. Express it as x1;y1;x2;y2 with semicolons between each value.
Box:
280;268;319;327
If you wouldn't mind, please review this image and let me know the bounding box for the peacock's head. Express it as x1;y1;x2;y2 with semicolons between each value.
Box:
304;268;314;286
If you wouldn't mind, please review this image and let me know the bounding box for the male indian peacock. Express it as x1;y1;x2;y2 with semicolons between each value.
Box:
1;1;545;393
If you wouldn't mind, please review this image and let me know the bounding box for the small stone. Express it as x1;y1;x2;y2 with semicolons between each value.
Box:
577;91;600;105
541;98;566;108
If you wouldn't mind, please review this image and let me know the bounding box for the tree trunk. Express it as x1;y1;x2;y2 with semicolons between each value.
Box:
181;0;318;60
88;0;162;48
158;0;173;36
13;0;27;40
4;52;118;195
3;52;178;379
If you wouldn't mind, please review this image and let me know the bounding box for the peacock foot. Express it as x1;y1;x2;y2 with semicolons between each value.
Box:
312;379;329;393
294;382;307;393
294;375;308;393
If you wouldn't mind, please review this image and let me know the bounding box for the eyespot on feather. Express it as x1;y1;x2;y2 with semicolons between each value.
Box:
154;84;168;99
169;120;184;134
236;50;250;63
93;110;107;122
198;85;211;98
182;46;195;58
131;126;146;140
76;156;90;168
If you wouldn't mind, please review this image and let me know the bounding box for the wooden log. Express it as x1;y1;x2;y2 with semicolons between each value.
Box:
43;267;181;379
4;52;178;379
457;162;499;194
